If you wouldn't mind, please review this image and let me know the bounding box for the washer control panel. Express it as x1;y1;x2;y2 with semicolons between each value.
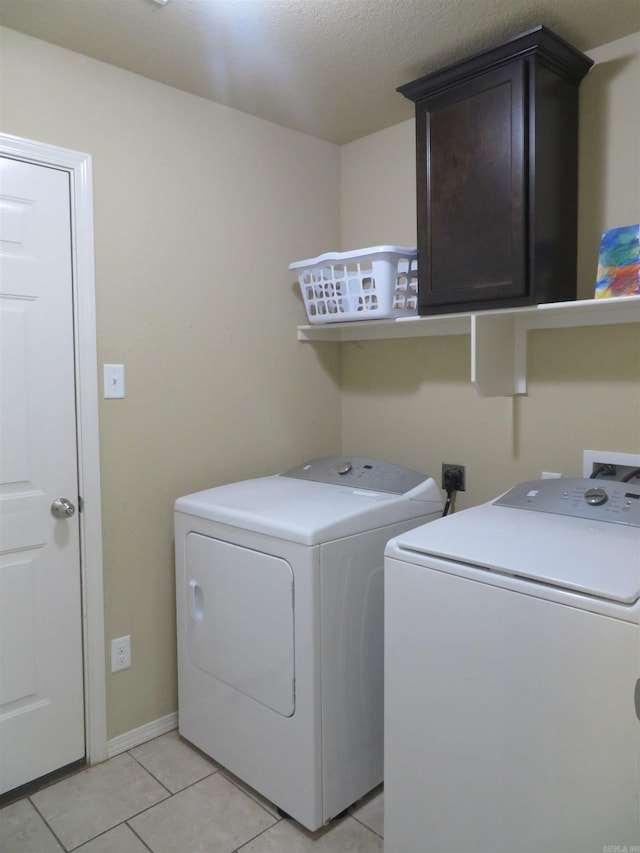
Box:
281;456;427;495
495;478;640;527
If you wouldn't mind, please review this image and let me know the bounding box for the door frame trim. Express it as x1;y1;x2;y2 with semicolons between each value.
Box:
1;132;107;764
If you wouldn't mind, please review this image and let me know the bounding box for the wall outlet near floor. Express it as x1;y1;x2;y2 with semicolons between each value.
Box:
111;635;131;672
583;450;640;481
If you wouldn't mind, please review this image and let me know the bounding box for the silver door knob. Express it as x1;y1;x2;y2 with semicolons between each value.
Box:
51;497;76;519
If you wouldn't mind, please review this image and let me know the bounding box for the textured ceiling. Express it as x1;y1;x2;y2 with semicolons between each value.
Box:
1;0;638;144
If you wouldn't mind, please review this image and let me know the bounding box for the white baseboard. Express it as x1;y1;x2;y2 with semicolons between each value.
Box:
106;712;178;758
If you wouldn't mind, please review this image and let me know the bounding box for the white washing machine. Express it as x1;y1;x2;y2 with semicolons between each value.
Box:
174;456;442;831
384;477;640;853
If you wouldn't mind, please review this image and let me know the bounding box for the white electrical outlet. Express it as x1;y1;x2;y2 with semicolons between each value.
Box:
583;450;640;480
111;635;131;672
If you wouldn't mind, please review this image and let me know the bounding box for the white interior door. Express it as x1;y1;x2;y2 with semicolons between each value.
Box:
0;156;85;795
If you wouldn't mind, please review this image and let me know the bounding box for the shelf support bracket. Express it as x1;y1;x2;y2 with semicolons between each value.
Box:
471;313;527;397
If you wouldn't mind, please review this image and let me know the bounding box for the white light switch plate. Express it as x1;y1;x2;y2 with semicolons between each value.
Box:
104;364;125;398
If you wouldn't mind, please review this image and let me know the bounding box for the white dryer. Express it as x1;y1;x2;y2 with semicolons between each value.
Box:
384;477;640;853
174;456;442;831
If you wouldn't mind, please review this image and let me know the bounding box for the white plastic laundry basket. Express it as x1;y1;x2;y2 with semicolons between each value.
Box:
290;246;418;324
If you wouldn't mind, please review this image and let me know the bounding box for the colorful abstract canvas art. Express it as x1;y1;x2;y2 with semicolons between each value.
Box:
595;224;640;298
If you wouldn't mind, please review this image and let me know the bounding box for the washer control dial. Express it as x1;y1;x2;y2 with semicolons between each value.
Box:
495;478;640;526
281;457;429;494
584;487;608;506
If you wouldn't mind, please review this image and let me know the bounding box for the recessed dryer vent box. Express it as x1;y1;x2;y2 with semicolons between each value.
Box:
583;449;640;480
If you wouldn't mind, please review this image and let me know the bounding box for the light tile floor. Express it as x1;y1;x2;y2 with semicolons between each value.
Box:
0;731;384;852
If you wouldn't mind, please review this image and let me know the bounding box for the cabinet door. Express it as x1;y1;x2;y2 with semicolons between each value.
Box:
416;61;527;313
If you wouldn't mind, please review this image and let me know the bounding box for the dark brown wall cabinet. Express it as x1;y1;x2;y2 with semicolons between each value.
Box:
398;25;593;315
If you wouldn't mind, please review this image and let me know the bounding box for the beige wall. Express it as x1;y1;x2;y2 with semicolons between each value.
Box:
339;32;640;507
578;33;640;294
1;27;342;738
1;24;638;743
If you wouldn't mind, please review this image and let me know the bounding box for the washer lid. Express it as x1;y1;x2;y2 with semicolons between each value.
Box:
388;497;640;606
175;472;442;545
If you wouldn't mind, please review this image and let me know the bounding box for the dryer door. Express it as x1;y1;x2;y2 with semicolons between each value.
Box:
185;533;295;717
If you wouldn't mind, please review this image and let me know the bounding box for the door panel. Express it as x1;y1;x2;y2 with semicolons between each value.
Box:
0;157;85;794
417;61;526;311
185;533;295;717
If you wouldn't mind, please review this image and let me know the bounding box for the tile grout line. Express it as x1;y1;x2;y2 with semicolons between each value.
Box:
218;769;284;824
124;819;155;852
232;812;282;852
5;736;384;851
350;812;384;840
61;745;217;852
117;759;282;853
27;795;68;852
125;748;176;798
